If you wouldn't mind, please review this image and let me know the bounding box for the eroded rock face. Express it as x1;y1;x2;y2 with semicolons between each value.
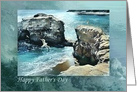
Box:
97;35;109;63
18;13;73;51
73;25;109;65
73;40;98;65
19;13;65;46
75;25;103;43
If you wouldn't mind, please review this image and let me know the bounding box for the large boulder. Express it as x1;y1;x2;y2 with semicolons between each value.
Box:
18;13;73;51
73;25;109;65
60;63;109;76
52;60;71;75
19;13;72;47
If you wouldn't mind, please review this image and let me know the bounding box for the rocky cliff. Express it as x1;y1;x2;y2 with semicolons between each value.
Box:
73;25;109;66
18;13;72;51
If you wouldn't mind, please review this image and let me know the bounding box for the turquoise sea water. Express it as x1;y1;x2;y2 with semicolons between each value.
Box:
18;10;109;76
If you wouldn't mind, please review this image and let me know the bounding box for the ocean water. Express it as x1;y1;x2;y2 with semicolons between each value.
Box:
18;10;109;76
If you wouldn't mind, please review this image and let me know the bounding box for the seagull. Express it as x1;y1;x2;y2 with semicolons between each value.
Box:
40;39;50;51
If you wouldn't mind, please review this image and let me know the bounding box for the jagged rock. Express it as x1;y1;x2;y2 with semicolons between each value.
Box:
18;13;73;51
100;35;109;42
19;13;66;46
96;49;109;57
75;25;103;43
99;52;109;63
99;41;109;50
60;63;109;76
73;25;109;65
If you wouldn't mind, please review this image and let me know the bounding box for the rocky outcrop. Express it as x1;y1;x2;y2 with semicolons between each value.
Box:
50;59;109;76
52;60;71;75
67;10;109;16
67;10;109;13
73;25;109;65
18;13;72;51
60;63;109;76
77;12;109;16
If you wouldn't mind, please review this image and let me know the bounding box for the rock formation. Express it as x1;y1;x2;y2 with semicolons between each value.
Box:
18;13;72;51
67;10;109;16
52;60;70;75
73;25;109;66
60;63;109;76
